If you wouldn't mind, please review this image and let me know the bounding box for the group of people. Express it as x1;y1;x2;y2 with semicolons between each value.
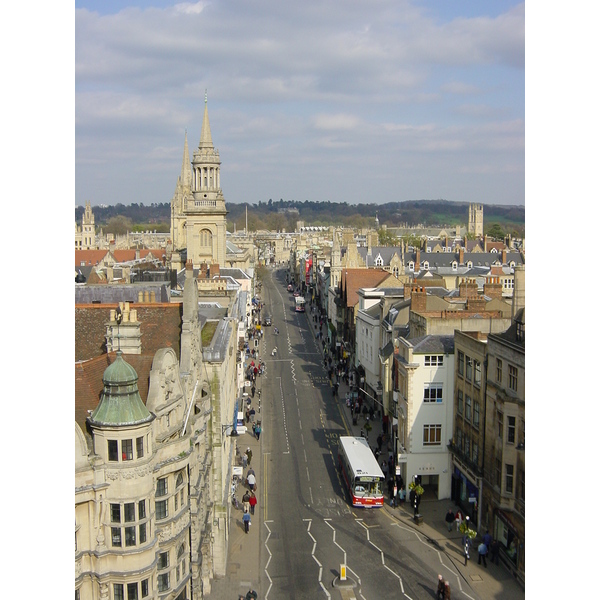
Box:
241;465;258;534
436;575;451;600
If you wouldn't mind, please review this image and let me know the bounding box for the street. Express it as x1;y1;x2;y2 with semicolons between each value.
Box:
254;267;490;600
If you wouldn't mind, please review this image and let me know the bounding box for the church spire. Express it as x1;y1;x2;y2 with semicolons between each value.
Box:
198;90;213;150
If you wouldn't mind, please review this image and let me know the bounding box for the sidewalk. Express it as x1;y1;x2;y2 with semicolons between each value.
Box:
205;367;263;600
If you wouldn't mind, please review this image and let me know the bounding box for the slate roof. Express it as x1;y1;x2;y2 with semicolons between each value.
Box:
409;334;455;355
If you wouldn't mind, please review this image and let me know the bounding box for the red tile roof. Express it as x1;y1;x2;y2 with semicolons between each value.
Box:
341;268;390;307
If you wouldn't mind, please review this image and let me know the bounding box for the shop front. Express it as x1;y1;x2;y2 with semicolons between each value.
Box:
452;466;480;527
494;509;524;577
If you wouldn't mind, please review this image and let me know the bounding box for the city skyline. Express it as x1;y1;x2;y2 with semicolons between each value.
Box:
76;1;525;208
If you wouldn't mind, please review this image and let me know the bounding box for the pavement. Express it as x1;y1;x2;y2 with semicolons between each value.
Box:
206;301;525;600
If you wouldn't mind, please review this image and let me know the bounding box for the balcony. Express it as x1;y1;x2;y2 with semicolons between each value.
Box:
447;441;483;478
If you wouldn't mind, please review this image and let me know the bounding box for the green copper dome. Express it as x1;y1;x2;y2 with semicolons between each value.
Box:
89;351;153;427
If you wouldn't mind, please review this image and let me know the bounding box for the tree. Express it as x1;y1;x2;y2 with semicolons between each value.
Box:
105;215;133;235
378;229;400;246
485;223;505;241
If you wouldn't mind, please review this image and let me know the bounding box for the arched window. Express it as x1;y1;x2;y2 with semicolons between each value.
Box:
176;471;184;488
200;229;212;247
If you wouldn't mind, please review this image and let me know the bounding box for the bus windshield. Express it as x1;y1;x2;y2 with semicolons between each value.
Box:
353;478;382;498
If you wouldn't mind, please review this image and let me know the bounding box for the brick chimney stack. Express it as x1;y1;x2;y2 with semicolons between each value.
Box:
415;248;420;271
459;247;465;265
501;248;507;265
484;276;502;300
410;284;427;313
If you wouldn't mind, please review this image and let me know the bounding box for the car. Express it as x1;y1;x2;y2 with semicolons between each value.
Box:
263;315;272;326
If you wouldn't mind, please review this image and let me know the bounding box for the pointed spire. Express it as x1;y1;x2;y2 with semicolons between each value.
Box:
198;90;213;150
180;129;192;187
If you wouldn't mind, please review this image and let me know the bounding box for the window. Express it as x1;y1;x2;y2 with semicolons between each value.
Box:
125;526;136;547
111;504;121;523
158;551;169;570
156;500;168;521
465;395;472;421
505;464;514;494
423;424;442;445
458;351;464;376
473;401;480;428
138;500;146;519
136;437;144;459
127;583;138;600
472;442;479;464
122;439;133;461
111;527;122;547
114;584;124;600
509;365;518;391
495;457;502;487
423;383;443;403
519;469;525;502
139;522;147;544
176;472;184;488
497;411;504;440
496;359;502;383
507;416;516;444
108;440;119;462
158;574;170;593
156;477;168;497
464;436;470;459
456;427;463;451
141;580;149;598
424;355;443;366
465;356;472;381
474;360;481;386
457;390;463;414
124;503;135;522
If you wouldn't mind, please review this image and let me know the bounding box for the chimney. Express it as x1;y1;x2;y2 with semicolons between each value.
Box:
403;283;412;300
109;239;116;254
212;263;220;278
410;285;427;313
501;248;507;265
484;276;502;300
484;235;488;252
459;247;465;265
512;264;525;318
415;248;420;271
467;297;487;312
459;278;478;299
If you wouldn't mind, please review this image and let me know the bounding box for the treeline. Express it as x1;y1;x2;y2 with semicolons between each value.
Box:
76;199;525;237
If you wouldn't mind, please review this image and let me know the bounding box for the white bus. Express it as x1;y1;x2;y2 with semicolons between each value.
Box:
337;436;384;508
295;296;306;312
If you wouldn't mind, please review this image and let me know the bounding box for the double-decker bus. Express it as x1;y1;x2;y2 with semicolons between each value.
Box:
295;296;306;312
337;436;384;508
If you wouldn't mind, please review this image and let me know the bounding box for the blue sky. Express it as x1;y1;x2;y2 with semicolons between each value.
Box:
72;0;526;207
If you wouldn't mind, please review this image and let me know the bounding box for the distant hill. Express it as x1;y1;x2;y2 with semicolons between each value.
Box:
76;199;525;237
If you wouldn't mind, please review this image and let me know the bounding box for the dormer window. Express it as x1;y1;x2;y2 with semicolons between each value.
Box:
408;261;414;272
375;254;383;267
423;261;429;270
451;261;458;271
466;261;473;269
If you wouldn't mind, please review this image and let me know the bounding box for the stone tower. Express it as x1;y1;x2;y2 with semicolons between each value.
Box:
81;201;96;249
170;92;228;270
468;203;484;237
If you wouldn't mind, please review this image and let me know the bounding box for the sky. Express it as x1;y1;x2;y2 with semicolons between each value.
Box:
74;0;525;207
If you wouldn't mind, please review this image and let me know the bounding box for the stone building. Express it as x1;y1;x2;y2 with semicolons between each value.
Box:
76;201;97;249
170;94;227;272
75;261;240;599
468;203;484;237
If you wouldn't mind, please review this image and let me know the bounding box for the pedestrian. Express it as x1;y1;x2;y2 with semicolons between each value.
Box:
242;491;250;514
255;423;262;441
242;510;251;533
443;580;451;600
242;452;248;468
249;491;257;515
245;448;252;467
478;541;488;567
376;434;383;452
455;509;463;531
490;539;500;565
445;508;455;532
436;574;445;600
247;472;256;491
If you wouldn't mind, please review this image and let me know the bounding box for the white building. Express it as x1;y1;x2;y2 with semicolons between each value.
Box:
393;335;455;499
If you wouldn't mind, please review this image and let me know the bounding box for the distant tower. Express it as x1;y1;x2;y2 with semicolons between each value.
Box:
170;92;228;269
468;203;484;237
79;201;96;249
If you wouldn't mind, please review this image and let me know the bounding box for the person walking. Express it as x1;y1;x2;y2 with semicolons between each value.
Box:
443;580;451;600
255;423;262;441
445;509;455;532
483;529;493;551
247;472;256;491
249;491;257;515
242;491;251;514
242;510;251;533
245;448;252;467
455;509;463;531
478;541;488;567
436;574;445;600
